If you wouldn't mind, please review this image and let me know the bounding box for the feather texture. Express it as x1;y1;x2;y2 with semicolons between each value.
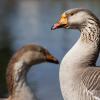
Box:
55;8;100;100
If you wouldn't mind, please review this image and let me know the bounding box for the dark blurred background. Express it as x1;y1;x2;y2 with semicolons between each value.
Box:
0;0;100;100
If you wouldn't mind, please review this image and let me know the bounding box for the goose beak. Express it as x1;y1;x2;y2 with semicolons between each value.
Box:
51;23;66;30
46;54;59;64
51;15;68;30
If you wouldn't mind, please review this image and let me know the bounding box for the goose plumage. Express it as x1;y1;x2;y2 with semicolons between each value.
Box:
52;8;100;100
1;44;59;100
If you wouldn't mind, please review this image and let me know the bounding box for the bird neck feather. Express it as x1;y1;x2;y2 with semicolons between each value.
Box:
62;17;100;68
7;58;32;99
80;16;100;44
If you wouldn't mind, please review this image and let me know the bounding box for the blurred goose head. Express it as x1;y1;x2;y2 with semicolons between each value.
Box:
6;44;59;100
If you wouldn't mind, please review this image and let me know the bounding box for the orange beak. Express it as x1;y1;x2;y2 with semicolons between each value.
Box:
46;54;59;64
51;15;68;30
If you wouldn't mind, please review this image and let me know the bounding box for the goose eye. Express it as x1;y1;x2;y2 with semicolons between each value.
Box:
40;48;45;54
40;49;43;52
70;13;74;16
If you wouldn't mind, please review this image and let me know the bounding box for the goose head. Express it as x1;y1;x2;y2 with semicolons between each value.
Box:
9;44;59;68
7;44;59;97
51;8;99;30
18;44;59;65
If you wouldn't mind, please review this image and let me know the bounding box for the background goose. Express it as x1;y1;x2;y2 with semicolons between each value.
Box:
51;8;100;100
0;44;59;100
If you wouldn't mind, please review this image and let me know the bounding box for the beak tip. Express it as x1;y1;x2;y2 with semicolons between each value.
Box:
46;55;59;64
55;60;59;64
51;25;55;30
50;59;59;64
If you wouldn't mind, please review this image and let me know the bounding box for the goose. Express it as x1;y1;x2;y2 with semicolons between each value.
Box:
51;8;100;100
0;44;59;100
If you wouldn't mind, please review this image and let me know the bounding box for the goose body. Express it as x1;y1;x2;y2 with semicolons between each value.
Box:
60;38;100;100
52;8;100;100
1;44;59;100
